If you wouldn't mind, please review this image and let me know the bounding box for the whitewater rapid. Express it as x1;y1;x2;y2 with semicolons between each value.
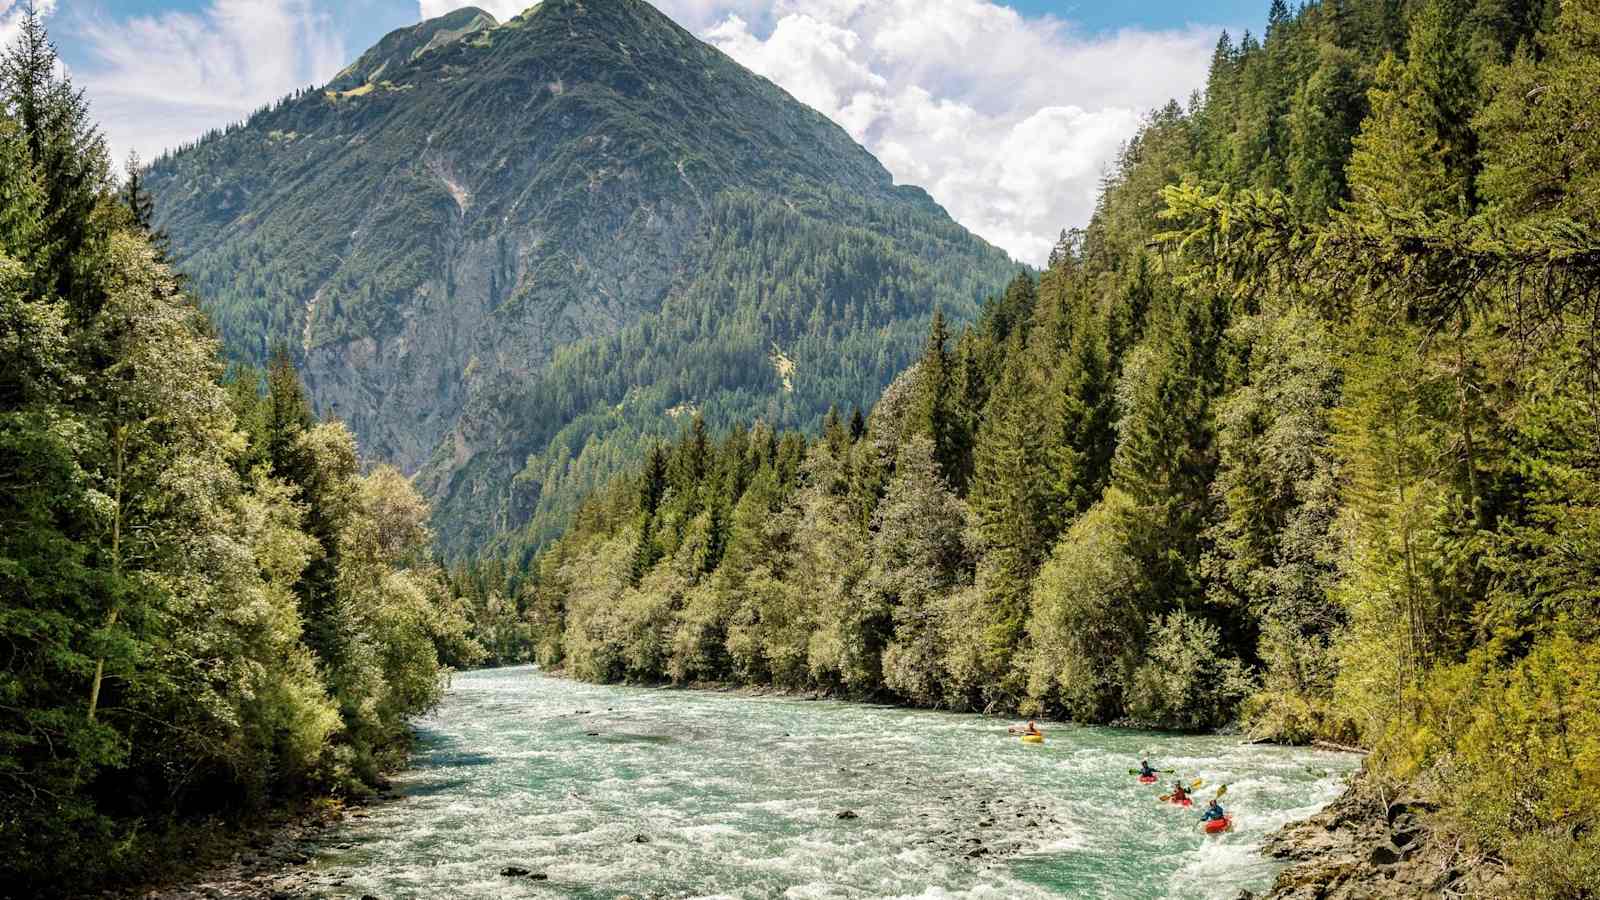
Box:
303;666;1356;899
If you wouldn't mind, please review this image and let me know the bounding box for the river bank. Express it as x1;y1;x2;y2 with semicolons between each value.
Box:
1247;775;1505;900
105;794;405;900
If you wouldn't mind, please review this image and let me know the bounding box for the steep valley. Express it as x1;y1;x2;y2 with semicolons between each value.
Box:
144;0;1016;553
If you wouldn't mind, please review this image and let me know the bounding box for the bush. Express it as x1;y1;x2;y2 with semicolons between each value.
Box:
1396;633;1600;899
1022;490;1147;721
1242;618;1353;744
1128;612;1255;730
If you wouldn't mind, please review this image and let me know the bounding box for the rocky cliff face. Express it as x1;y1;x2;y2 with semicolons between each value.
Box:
147;0;1014;551
1246;774;1507;900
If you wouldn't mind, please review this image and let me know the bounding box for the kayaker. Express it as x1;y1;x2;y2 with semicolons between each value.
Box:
1170;781;1190;804
1009;719;1043;736
1139;760;1157;778
1200;799;1225;822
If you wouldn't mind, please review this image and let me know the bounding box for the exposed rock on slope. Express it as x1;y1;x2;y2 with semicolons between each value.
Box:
1249;776;1508;899
146;0;1014;552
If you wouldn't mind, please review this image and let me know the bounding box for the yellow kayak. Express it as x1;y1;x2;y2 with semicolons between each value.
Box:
1020;733;1044;744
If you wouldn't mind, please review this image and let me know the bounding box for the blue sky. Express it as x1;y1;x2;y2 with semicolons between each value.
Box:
53;0;1266;59
11;0;1265;263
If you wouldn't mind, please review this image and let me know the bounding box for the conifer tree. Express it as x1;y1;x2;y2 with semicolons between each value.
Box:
963;332;1050;700
904;309;966;486
0;1;109;314
1347;0;1478;215
1110;291;1229;610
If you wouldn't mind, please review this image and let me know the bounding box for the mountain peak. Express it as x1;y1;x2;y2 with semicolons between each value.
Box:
329;6;498;90
145;0;1012;553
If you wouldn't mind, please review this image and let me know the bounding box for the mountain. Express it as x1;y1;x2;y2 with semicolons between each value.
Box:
145;0;1015;555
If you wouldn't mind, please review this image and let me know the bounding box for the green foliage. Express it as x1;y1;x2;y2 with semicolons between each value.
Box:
140;0;1014;564
530;2;1600;887
1129;612;1255;731
427;188;1012;558
0;16;477;893
1149;0;1600;883
1022;490;1146;721
1205;308;1345;740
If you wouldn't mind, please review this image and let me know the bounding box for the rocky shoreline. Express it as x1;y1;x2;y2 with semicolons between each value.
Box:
1244;775;1505;899
109;794;398;900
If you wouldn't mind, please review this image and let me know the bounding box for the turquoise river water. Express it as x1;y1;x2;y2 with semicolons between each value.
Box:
305;666;1357;899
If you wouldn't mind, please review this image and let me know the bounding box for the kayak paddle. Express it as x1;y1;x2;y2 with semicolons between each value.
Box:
1158;779;1204;802
1127;768;1176;775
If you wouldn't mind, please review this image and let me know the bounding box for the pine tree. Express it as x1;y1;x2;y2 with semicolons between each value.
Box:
1347;0;1479;214
1287;42;1367;219
904;310;966;486
0;1;110;314
265;344;313;474
963;332;1051;700
1110;291;1230;610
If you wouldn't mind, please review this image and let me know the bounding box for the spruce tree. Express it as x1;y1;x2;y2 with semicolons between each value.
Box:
0;1;109;314
904;309;964;486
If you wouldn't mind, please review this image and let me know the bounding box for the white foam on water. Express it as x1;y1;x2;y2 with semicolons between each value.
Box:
308;667;1357;898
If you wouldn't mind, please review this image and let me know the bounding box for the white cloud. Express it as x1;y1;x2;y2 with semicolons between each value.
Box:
422;0;1219;262
698;0;1217;264
69;0;346;167
60;0;1218;262
0;0;59;51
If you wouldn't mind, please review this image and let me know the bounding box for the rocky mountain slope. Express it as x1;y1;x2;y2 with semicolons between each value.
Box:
145;0;1015;553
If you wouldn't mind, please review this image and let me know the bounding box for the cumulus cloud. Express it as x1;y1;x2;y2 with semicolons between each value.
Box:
699;0;1217;264
1;0;58;50
421;0;1218;262
68;0;346;167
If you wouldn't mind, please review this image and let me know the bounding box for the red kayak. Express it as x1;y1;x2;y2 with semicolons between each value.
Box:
1203;816;1233;834
1138;774;1157;784
1169;796;1193;807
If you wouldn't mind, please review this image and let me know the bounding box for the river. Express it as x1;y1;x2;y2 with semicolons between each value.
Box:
302;666;1357;899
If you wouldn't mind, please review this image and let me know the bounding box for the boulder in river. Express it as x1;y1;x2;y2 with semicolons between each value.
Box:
632;833;651;843
501;865;532;877
836;810;859;820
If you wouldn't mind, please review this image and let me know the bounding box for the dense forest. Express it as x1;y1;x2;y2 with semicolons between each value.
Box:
524;0;1600;892
442;189;1021;559
137;0;1018;560
0;13;482;894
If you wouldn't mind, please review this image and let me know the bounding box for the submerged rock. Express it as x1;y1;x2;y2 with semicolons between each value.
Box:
836;810;859;820
500;866;532;877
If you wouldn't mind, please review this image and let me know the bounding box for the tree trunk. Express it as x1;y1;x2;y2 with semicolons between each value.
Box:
88;424;125;722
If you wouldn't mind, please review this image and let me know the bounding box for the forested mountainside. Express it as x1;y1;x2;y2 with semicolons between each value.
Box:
0;14;484;895
142;0;1016;554
522;0;1600;892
